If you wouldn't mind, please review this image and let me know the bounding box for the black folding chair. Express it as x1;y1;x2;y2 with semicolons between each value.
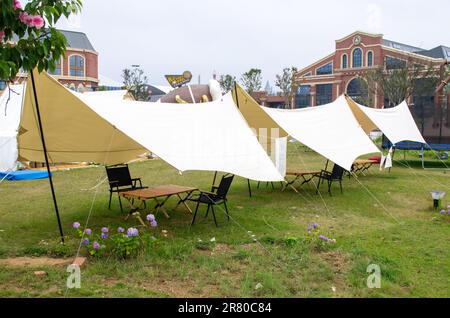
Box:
189;174;234;226
105;164;147;212
314;163;345;196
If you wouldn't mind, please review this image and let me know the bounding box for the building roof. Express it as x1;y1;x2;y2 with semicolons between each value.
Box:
59;30;96;51
12;29;96;52
382;39;424;53
415;45;450;60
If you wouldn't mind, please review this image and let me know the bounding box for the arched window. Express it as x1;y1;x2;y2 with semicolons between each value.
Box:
367;51;373;67
352;48;363;68
48;57;62;76
69;55;85;77
346;78;369;105
342;54;348;69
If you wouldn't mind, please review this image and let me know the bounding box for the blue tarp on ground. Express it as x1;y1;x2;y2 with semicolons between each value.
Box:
0;170;50;181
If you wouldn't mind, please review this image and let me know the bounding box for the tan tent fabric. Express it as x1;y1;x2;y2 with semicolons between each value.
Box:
232;85;288;150
18;70;147;164
345;95;378;133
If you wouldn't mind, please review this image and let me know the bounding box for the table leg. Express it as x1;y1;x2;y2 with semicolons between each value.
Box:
153;196;171;219
175;192;194;214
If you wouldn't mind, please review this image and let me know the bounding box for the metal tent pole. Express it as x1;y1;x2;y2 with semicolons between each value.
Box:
30;70;64;243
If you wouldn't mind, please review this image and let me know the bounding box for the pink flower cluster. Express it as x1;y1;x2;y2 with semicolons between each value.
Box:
0;31;4;42
13;0;22;10
19;11;44;29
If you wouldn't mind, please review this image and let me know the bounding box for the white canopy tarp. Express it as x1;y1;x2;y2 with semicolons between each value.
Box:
353;99;426;145
76;91;285;181
262;95;380;171
0;84;25;172
83;90;131;100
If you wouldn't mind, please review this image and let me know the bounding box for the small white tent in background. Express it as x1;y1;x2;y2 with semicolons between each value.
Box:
0;84;25;172
261;95;381;171
345;96;426;145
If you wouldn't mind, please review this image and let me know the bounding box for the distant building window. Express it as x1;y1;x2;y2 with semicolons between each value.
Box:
385;56;406;70
352;48;363;68
316;63;332;75
69;55;85;77
342;54;348;69
295;85;311;108
48;58;62;76
316;84;333;105
346;78;368;105
367;51;373;67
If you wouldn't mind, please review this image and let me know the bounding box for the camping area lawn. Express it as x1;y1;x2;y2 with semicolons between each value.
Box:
0;143;449;297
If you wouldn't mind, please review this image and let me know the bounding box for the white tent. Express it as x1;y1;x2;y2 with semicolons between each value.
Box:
0;84;25;172
83;89;134;101
261;95;380;171
77;92;285;181
19;71;284;182
347;97;426;145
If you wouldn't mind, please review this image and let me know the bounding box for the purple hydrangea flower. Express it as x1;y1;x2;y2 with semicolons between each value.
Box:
93;241;100;250
81;238;89;245
127;227;139;237
84;228;92;235
72;222;80;229
146;214;155;222
117;227;125;233
307;225;312;231
312;223;318;228
439;210;446;215
318;235;329;241
101;227;108;233
150;220;157;228
101;233;108;239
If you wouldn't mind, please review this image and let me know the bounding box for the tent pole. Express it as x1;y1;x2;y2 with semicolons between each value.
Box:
30;70;64;243
234;83;253;197
211;171;218;191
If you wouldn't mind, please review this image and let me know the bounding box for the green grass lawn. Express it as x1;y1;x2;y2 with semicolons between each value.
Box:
0;143;449;297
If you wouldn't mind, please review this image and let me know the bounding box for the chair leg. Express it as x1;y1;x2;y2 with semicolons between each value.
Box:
118;194;123;212
211;205;218;227
316;178;321;194
247;179;252;197
191;201;200;225
339;180;343;194
328;180;332;196
224;201;230;221
271;182;275;190
205;204;210;218
257;181;260;189
108;192;112;210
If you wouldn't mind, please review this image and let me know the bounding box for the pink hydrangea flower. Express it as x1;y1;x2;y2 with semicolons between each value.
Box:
0;31;5;42
13;0;22;10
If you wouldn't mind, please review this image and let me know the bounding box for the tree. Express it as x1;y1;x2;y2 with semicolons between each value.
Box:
218;74;235;93
363;57;440;107
240;68;262;94
0;0;82;80
122;67;150;101
275;66;297;109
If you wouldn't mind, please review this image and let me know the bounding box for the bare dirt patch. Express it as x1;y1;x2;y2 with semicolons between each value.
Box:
0;257;72;267
319;251;350;296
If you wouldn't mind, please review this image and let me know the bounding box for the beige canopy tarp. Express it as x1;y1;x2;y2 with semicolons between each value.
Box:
231;84;288;151
18;70;147;165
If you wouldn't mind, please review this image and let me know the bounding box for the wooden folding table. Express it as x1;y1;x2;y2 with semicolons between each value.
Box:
283;170;321;192
351;159;378;175
119;184;198;219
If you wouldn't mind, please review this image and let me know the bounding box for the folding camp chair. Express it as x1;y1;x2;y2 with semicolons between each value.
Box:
189;174;234;227
314;163;345;196
105;164;147;212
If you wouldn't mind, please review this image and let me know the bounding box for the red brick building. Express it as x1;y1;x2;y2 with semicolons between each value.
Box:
250;91;286;108
294;31;449;109
1;30;98;92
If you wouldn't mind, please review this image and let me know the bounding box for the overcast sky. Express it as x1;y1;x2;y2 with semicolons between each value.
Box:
56;0;450;87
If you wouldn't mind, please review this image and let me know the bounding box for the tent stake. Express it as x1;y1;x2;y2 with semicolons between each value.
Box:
30;70;64;243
